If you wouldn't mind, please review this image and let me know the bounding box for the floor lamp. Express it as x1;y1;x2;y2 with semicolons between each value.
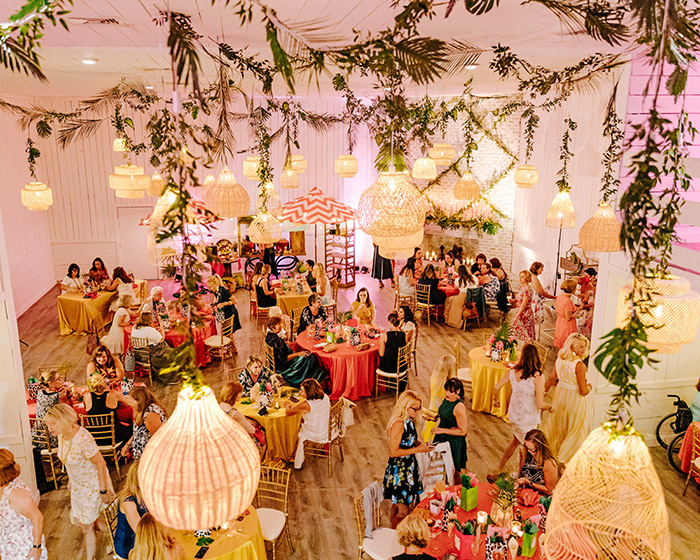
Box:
545;191;576;295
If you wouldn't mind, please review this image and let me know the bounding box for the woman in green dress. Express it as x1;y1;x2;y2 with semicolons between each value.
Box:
265;316;328;387
430;378;468;484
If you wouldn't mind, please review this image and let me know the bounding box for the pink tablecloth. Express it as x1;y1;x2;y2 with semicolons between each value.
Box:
438;283;460;298
679;422;700;482
416;483;543;560
295;329;381;401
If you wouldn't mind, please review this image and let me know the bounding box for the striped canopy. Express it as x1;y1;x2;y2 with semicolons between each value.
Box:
277;186;356;224
138;197;216;226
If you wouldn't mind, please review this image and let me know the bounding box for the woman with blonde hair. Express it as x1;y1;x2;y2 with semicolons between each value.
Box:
44;404;113;560
121;387;167;461
238;354;274;395
84;375;131;445
114;463;148;560
422;355;457;440
542;332;591;462
313;263;334;306
129;513;184;560
391;514;433;560
101;294;134;355
383;390;432;528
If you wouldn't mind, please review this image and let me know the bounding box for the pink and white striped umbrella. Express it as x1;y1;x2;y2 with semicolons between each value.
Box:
277;186;356;224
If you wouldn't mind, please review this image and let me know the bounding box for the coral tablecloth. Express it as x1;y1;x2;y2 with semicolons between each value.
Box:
679;422;700;483
416;483;542;560
175;507;266;560
295;329;380;401
236;399;302;464
469;346;515;421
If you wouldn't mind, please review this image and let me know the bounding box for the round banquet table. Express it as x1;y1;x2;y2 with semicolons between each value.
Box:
679;421;700;483
236;398;302;464
175;506;266;560
416;483;543;560
295;328;381;401
276;286;313;317
469;346;516;421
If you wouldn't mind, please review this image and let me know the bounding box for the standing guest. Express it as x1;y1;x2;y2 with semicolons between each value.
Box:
350;287;376;325
512;270;537;343
130;313;173;381
219;382;256;435
417;265;446;305
114;463;148;560
0;448;47;560
553;279;580;349
313;263;334;306
422;355;457;440
238;355;274;396
478;263;500;301
431;378;468;484
140;287;167;316
297;294;327;334
61;263;84;294
412;248;424;279
391;515;435;560
88;257;110;287
517;429;560;495
529;261;555;325
303;259;317;291
129;513;184;560
255;264;277;309
266;316;327;386
83;375;131;446
121;387;167;461
261;244;278;278
44;404;114;560
397;306;416;347
378;312;408;375
87;345;126;387
383;391;431;528
372;243;393;289
397;258;417;298
101;294;133;356
470;253;487;275
577;269;597;339
207;274;242;333
490;258;511;316
489;344;552;478
286;379;331;469
542;333;591;462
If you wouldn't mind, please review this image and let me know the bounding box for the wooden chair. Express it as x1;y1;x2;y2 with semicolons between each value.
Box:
37;364;70;383
322;278;339;321
409;324;419;376
416;284;439;326
290;306;306;343
453;339;472;391
265;341;276;373
302;400;345;477
257;306;272;329
204;315;237;361
394;275;416;311
683;426;700;496
354;493;402;560
29;418;63;490
130;337;153;385
80;413;123;480
102;497;120;558
375;345;411;400
249;289;258;319
256;465;294;560
226;366;246;383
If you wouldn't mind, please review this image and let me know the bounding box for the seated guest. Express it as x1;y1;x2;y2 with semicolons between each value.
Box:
297;294;327;334
313;263;335;306
417;265;446;305
397;258;417;297
455;265;477;290
517;429;560;495
87;345;126;388
121;386;167;461
255;264;277;308
61;263;84;294
391;514;436;560
33;369;72;449
83;376;131;446
471;253;487;275
114;463;148;560
478;263;500;301
108;267;134;292
130;513;184;560
286;378;331;469
207;274;242;333
268;306;291;338
130;313;174;382
219;381;256;435
265;316;327;387
440;250;461;275
250;261;264;292
378;312;408;374
412;248;424;279
140;286;167;316
101;294;133;356
238;355;274;395
397;305;416;346
88;257;110;287
350;287;376;325
304;259;317;291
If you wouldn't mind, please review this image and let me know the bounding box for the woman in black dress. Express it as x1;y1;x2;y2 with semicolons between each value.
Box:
378;312;407;374
84;375;132;445
430;378;468;484
255;264;278;309
207;275;242;332
265;316;327;387
417;264;446;305
371;243;393;289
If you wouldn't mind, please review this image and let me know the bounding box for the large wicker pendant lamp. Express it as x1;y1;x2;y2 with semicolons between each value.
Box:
249;210;283;244
579;202;622;252
545;191;576;228
204;167;251;219
375;229;424;260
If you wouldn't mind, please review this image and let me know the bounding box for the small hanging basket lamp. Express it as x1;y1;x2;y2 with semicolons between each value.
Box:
112;138;127;152
412;157;438;180
108;164;149;199
335;154;359;178
249;211;283;244
453;172;481;202
242;156;261;180
21;181;53;211
579;202;622;252
280;167;300;189
428;143;456;166
257;182;281;217
545;191;575;228
204;167;251;219
514;164;539;188
290;154;307;173
148;173;165;197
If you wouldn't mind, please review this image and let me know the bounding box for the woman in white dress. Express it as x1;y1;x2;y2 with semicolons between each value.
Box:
0;449;47;560
61;263;84;294
44;404;114;560
101;294;133;355
313;263;335;306
287;379;331;469
489;344;552;478
397;258;417;297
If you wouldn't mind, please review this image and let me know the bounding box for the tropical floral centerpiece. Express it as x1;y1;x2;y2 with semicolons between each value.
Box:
487;321;518;363
490;472;518;527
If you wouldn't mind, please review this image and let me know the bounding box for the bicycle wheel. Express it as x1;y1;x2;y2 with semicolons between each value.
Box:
667;433;686;474
656;413;677;449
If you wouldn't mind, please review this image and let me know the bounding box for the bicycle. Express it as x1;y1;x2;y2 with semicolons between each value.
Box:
655;394;693;450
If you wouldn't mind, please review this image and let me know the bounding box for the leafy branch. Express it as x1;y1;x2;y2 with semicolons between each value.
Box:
25;137;40;179
555;118;577;193
600;85;623;203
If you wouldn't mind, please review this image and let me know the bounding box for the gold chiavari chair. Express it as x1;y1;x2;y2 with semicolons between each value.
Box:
256;466;294;560
302;400;345;477
375;345;411;400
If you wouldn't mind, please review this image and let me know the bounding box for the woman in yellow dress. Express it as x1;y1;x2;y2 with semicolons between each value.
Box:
422;354;457;441
350;287;376;325
541;332;591;463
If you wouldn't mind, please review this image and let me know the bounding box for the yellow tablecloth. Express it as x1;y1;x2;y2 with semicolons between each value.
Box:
237;399;302;464
175;506;266;560
469;346;514;421
276;289;312;317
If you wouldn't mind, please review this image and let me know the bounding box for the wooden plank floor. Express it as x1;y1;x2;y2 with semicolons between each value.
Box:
17;274;700;560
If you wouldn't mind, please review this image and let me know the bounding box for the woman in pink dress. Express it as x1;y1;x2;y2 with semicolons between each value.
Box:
553;279;579;349
512;270;536;343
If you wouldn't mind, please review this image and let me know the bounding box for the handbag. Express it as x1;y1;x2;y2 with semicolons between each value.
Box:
124;349;136;372
462;302;478;320
86;333;99;355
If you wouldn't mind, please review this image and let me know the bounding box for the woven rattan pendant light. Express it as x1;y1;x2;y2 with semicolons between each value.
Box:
375;229;424;260
112;138;127;152
203;174;216;189
290;154;307;173
148;173;165;197
579;202;622;252
412;157;437;180
428;143;456;166
545;191;575;228
249;210;282;244
616;275;700;354
242;156;260;179
280;166;300;189
542;425;670;560
204;167;251;219
335;154;358;178
21;181;53;211
139;385;260;531
453;172;481;202
514;164;539;188
109;164;149;199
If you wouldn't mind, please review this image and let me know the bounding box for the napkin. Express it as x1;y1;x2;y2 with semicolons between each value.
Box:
519;488;540;506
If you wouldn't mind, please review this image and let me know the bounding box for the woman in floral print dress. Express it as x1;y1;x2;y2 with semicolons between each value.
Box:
512;270;537;343
383;391;432;528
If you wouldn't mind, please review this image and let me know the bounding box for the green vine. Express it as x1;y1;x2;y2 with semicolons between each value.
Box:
25;137;40;179
555;118;577;193
600;86;624;203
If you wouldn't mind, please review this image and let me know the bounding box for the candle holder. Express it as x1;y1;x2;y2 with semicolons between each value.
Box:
472;510;488;556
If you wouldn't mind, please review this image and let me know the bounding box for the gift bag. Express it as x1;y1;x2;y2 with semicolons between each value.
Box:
453;531;475;559
485;536;507;560
460;473;479;511
124;349;136;372
521;527;539;557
